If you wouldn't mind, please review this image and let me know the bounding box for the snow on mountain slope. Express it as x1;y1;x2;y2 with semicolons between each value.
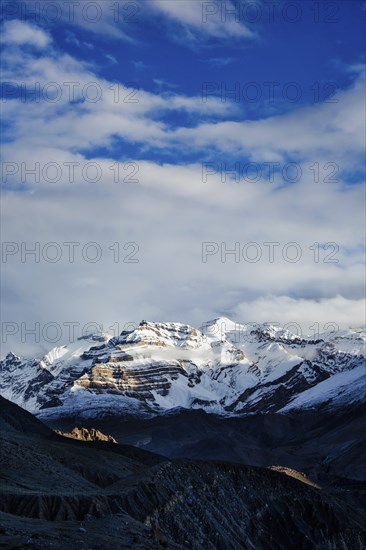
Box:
280;364;366;412
0;320;364;420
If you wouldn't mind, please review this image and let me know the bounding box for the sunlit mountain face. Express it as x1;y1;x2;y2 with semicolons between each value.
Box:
1;319;365;419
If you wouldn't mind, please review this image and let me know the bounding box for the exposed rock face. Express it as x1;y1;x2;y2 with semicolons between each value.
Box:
269;465;321;488
1;319;365;420
56;427;117;444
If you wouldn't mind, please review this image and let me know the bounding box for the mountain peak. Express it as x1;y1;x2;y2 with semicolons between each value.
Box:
1;319;364;421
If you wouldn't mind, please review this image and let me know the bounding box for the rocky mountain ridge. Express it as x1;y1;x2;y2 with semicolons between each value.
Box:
1;318;365;420
55;427;117;444
1;395;365;549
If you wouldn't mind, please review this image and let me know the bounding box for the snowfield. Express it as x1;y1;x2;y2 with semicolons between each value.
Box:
0;319;365;420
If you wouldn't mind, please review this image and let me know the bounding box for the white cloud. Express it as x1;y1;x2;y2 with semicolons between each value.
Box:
3;42;364;178
0;48;239;156
19;0;255;46
3;20;363;173
232;296;366;334
1;20;51;49
147;0;255;41
0;32;364;356
167;70;366;168
1;158;365;355
21;0;134;41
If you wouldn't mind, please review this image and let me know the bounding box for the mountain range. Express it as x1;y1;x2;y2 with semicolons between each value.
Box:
1;318;366;547
1;318;365;421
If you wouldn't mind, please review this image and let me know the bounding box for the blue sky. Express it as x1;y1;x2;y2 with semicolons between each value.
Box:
0;0;365;354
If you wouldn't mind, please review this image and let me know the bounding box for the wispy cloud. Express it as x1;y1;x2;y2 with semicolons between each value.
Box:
105;54;118;64
207;57;235;67
65;31;94;50
21;0;136;42
1;20;51;49
147;0;255;43
153;78;180;90
131;60;148;71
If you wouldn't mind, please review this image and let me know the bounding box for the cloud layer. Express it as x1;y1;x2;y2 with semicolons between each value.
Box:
0;18;365;355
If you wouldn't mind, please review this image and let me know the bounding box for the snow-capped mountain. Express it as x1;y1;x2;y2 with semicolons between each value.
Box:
0;319;365;420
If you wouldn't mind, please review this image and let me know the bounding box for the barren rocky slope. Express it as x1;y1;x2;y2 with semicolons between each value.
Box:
48;404;366;486
1;396;366;549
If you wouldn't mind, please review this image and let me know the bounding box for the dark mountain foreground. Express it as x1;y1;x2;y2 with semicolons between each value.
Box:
48;404;366;487
1;396;366;549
